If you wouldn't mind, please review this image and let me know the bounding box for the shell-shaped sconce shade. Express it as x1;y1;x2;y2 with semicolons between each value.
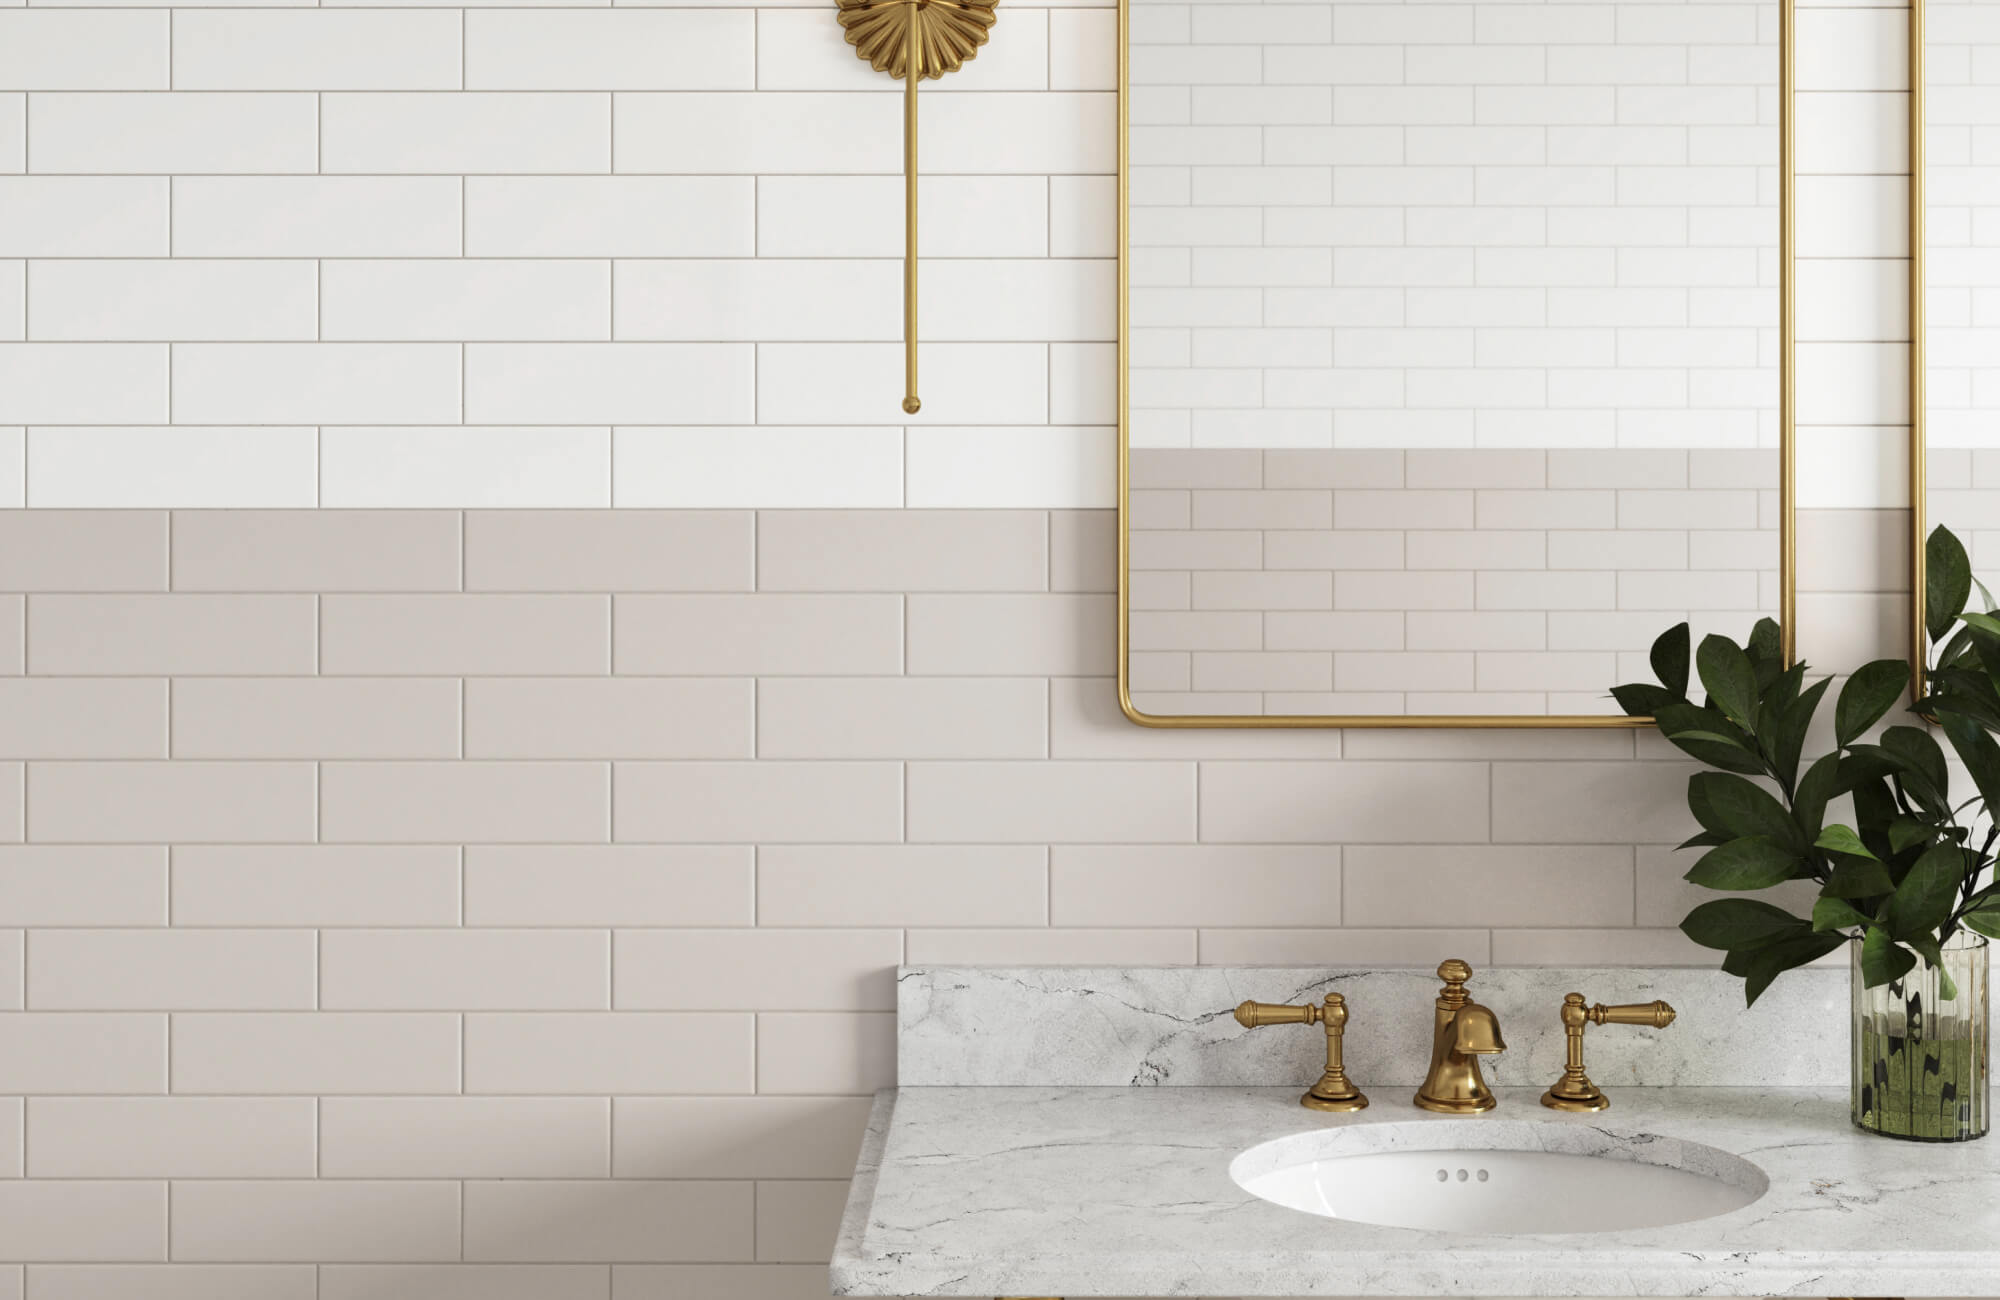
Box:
837;0;999;80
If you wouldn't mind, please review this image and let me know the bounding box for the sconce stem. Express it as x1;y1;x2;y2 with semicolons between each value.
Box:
902;5;922;416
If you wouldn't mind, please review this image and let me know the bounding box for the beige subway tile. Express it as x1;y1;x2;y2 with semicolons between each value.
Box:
1190;489;1331;530
27;595;315;675
908;760;1195;842
172;846;459;926
1406;530;1546;571
612;1265;827;1300
0;847;164;926
1342;726;1632;760
757;509;1046;592
1336;570;1474;609
1129;611;1262;652
1129;529;1262;570
1407;611;1547;651
755;1012;894;1095
323;595;609;674
0;1185;163;1262
28;761;315;843
614;1097;869;1179
26;1266;315;1300
323;929;607;1010
1051;675;1320;763
1547;610;1675;651
0;1014;163;1093
1406;448;1545;489
0;1100;14;1170
1128;447;1261;488
1404;690;1554;714
322;761;609;843
1197;928;1492;965
0;764;17;843
1334;651;1475;693
1191;571;1331;611
1337;489;1472;530
171;511;461;592
1546;530;1688;570
0;599;20;675
466;678;752;759
1130;690;1265;715
172;1182;460;1263
1262;611;1403;651
1192;650;1332;692
172;678;459;759
1201;761;1488;843
1797;507;1909;593
906;593;1115;674
464;1012;752;1095
0;932;17;1010
613;762;899;843
1345;845;1633;927
1050;509;1116;593
756;678;1046;759
1618;488;1759;530
466;1182;753;1264
1687;529;1781;572
1637;844;1818;927
1051;845;1338;927
756;845;1045;927
1547;448;1687;488
1618;570;1761;611
465;845;750;927
0;511;165;591
615;929;899;1011
0;679;164;758
1796;591;1904;673
1688;448;1777;489
1489;927;1716;966
1264;529;1403;570
904;927;1197;964
1476;650;1619;693
616;595;901;675
27;1098;314;1178
1127;651;1188;691
320;1098;609;1178
171;1013;459;1094
28;929;315;1010
1476;489;1616;530
753;1180;846;1264
1263;448;1402;488
1476;570;1616;609
465;510;752;592
1491;760;1697;843
1128;489;1188;530
323;1265;606;1300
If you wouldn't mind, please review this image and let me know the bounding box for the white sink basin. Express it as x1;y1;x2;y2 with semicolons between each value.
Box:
1231;1120;1767;1235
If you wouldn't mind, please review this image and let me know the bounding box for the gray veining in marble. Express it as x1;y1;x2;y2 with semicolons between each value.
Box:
832;1085;2000;1296
899;964;1847;1089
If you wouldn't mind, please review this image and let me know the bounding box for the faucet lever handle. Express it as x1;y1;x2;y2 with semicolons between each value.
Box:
1231;995;1368;1113
1541;992;1678;1113
1234;999;1317;1028
1590;999;1676;1029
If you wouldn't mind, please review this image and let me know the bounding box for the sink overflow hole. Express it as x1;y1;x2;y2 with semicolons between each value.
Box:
1435;1168;1491;1183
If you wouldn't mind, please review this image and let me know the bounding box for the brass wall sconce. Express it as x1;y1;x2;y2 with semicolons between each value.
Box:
1234;993;1369;1112
836;0;999;414
1540;994;1677;1113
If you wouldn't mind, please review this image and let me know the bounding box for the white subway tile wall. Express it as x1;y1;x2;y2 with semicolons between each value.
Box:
0;0;1911;1293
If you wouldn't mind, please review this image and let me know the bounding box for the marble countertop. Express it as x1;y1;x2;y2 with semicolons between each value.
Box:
831;1085;2000;1297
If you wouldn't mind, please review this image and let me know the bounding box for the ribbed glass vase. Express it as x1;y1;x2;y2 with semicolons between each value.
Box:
1852;932;1989;1142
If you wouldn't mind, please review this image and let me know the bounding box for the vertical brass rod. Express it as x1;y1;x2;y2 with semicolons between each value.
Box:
1778;0;1796;667
1911;0;1929;688
902;5;922;416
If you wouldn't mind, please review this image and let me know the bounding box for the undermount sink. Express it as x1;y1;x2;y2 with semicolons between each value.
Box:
1231;1120;1768;1235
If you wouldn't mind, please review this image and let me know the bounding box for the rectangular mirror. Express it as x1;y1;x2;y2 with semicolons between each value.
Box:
1925;0;1998;633
1119;0;1791;725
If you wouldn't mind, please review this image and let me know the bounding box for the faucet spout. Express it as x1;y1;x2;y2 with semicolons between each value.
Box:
1414;959;1505;1114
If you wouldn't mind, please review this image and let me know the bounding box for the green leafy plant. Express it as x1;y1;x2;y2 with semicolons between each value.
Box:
1612;525;2000;1004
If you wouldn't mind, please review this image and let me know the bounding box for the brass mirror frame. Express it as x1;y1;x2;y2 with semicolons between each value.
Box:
1911;0;1935;689
1115;0;1800;728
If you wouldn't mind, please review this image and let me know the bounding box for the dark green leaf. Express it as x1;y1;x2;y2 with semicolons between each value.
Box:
1814;824;1877;859
1903;934;1958;999
1928;524;1973;645
1680;897;1807;950
1610;682;1675;718
1886;815;1938;856
1743;932;1846;1006
1677;829;1732;850
1835;660;1913;747
1685;837;1800;890
1961;907;2000;941
1812;895;1872;932
1791;752;1843;841
1697;634;1759;730
1860;926;1917;987
1886;841;1966;940
1939;710;2000;821
1826;856;1896;899
1747;617;1783;672
1720;948;1757;977
1687;772;1801;848
1649;622;1690;697
1654;699;1771;775
1882;726;1950;797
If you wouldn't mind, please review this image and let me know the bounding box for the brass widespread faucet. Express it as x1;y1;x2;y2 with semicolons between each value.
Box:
1414;959;1507;1114
1233;993;1370;1112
